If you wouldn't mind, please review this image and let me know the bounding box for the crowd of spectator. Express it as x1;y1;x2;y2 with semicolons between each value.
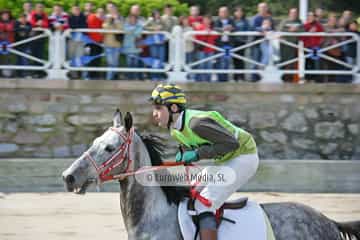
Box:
0;2;359;82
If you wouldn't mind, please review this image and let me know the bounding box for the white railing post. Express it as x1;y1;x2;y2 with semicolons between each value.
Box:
298;40;305;80
262;32;282;83
355;35;360;83
299;0;308;23
167;26;187;83
47;30;68;80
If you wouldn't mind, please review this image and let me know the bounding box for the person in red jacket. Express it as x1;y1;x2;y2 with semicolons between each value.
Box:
29;3;49;29
302;12;324;82
188;5;203;28
29;3;49;76
194;15;219;82
0;10;15;77
85;8;105;80
0;10;15;43
303;12;324;48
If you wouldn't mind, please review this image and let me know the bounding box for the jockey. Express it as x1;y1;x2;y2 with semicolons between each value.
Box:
150;83;259;240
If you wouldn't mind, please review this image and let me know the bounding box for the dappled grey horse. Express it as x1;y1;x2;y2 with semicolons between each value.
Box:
62;110;360;240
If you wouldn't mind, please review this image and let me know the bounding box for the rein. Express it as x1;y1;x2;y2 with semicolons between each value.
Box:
84;126;208;207
84;127;192;182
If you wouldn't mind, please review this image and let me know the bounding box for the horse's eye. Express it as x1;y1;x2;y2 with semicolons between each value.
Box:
105;145;115;153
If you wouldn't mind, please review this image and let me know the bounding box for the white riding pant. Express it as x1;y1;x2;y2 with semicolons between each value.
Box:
194;152;259;214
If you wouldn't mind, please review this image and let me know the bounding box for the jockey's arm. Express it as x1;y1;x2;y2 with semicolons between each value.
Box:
189;117;239;160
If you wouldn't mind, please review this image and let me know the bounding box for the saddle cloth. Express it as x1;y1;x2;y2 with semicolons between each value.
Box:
178;198;275;240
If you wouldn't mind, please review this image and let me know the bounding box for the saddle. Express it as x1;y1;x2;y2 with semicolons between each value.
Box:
187;196;248;239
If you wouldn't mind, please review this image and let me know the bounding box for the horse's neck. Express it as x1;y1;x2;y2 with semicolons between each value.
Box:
119;137;180;240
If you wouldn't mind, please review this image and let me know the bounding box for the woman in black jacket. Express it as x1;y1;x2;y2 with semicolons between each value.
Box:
14;14;32;77
68;5;87;79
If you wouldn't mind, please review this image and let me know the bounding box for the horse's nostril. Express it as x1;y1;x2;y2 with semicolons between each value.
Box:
65;175;75;185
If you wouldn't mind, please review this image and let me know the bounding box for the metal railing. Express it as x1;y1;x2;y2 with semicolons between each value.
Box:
62;28;173;74
0;27;359;83
181;30;360;82
0;28;52;71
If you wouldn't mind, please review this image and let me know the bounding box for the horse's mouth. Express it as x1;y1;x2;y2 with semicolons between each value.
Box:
73;178;97;194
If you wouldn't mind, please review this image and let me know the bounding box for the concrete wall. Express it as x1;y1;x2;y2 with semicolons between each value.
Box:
1;158;359;193
0;79;359;160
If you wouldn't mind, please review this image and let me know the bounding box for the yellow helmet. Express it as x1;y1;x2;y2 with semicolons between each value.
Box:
150;84;187;105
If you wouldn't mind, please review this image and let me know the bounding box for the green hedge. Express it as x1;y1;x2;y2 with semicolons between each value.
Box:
1;0;359;20
0;0;189;18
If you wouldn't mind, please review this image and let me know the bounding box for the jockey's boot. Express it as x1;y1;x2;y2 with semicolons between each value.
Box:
198;212;217;240
200;229;217;240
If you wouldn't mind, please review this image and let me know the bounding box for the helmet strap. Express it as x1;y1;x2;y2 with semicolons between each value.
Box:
166;104;181;129
167;105;174;129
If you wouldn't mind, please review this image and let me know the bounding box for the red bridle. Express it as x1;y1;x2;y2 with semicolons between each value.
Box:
84;126;205;209
84;127;187;182
83;127;211;207
84;127;135;182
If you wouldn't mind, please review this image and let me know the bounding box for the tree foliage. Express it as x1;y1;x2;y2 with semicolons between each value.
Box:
182;0;360;16
0;0;189;18
1;0;359;19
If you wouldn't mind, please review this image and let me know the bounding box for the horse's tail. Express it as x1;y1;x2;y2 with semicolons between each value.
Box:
335;221;360;239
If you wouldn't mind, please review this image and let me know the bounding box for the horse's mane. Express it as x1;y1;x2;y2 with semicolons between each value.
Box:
139;132;189;205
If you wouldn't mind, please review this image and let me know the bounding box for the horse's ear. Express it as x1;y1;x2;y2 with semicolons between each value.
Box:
113;108;123;128
124;112;133;132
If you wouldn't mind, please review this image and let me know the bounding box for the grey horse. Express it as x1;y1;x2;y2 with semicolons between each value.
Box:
62;110;360;240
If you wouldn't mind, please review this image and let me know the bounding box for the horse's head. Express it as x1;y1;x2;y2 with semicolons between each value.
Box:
62;109;135;194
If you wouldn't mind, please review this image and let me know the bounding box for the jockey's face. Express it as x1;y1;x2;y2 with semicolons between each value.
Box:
152;105;170;128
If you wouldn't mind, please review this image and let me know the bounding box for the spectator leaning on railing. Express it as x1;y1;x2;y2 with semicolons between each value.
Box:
129;4;145;25
232;6;250;81
29;4;49;32
214;6;235;82
106;1;116;15
323;13;345;82
161;4;178;33
278;8;304;83
188;5;203;29
345;21;359;65
48;4;69;32
87;8;105;42
344;20;359;82
14;13;32;77
250;2;274;81
144;9;167;81
29;3;49;78
85;7;105;80
179;15;195;80
23;1;33;22
20;2;34;76
83;2;94;17
68;5;87;79
0;10;15;77
194;15;219;82
106;1;124;23
0;10;15;46
256;18;274;66
123;14;143;80
342;10;353;26
102;13;123;80
161;4;178;67
302;11;324;82
315;7;327;25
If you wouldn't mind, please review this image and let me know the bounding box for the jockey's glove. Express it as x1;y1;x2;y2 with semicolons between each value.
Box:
175;150;199;164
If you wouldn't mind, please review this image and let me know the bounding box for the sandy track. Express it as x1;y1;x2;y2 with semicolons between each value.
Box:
1;192;359;240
